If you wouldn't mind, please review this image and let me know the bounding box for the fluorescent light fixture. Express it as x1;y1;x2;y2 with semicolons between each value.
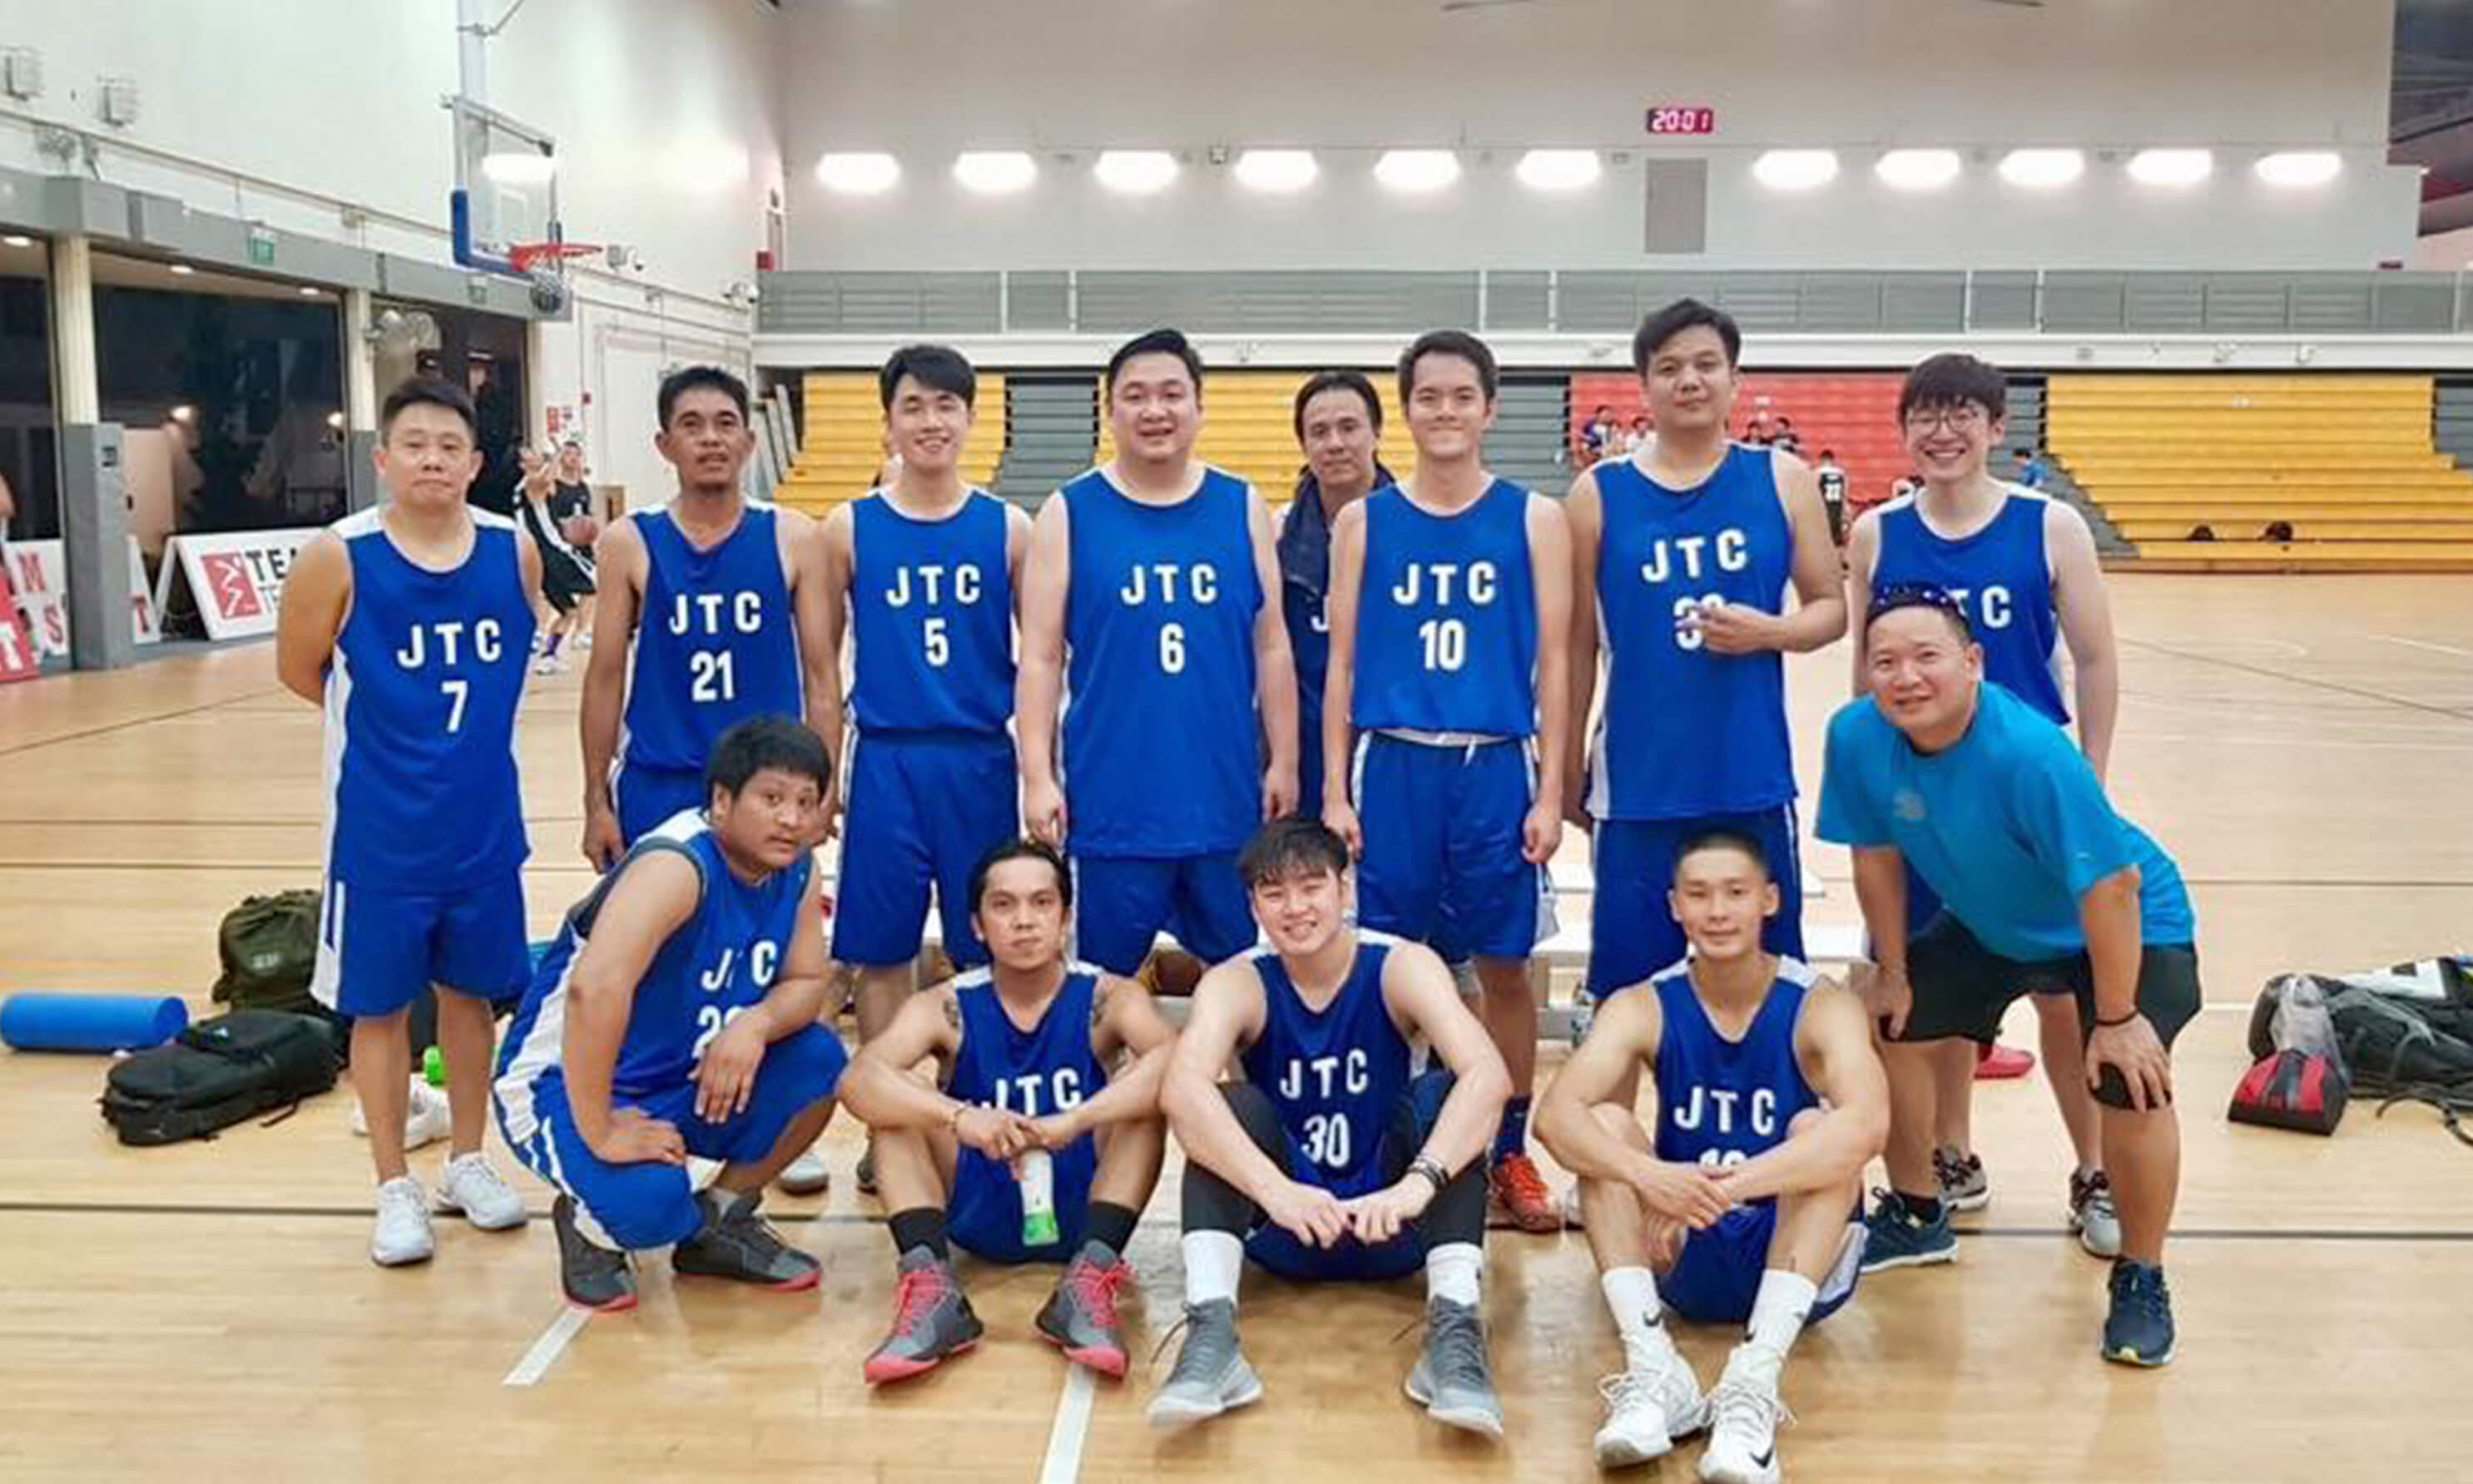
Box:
298;285;322;297
325;411;345;429
2254;151;2342;188
167;262;195;275
1516;148;1602;191
814;151;900;194
952;151;1036;195
1374;149;1461;193
171;404;195;422
2000;148;2084;188
1752;149;1839;190
1233;149;1320;193
479;151;557;186
1874;149;1961;191
1093;150;1178;194
1;234;31;248
2128;148;2213;186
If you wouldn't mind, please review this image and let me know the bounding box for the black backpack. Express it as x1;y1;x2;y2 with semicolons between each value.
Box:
211;889;324;1015
99;1010;341;1146
2248;957;2473;1141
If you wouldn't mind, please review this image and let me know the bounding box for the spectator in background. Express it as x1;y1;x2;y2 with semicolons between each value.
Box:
1773;416;1802;456
1816;448;1849;546
1583;404;1620;466
1623;413;1653;455
2019;449;2053;491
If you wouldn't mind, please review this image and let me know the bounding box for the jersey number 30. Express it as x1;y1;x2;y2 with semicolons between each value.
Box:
1302;1112;1352;1170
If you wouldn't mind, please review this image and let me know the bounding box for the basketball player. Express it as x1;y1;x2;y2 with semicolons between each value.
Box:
845;838;1174;1383
1018;329;1299;976
1537;829;1885;1478
1846;353;2123;1255
552;439;599;646
1149;819;1511;1437
1565;299;1846;1005
493;715;845;1311
1280;369;1392;823
1321;330;1571;1233
788;345;1028;1198
275;377;538;1266
1818;588;2193;1367
579;366;832;862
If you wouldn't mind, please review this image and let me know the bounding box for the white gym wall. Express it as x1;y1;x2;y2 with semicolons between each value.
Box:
0;0;783;508
781;0;2418;272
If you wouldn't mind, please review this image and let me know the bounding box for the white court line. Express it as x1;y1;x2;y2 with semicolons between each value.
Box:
503;1306;592;1388
2375;634;2473;662
1037;1364;1098;1484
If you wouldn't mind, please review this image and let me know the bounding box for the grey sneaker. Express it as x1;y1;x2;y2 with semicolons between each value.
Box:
1147;1298;1263;1431
1935;1145;1990;1213
1035;1243;1132;1378
862;1249;983;1384
552;1195;637;1312
672;1189;820;1290
2070;1170;2124;1259
1404;1297;1504;1439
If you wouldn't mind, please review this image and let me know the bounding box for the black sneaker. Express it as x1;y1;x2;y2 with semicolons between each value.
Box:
863;1249;983;1384
672;1189;821;1291
2103;1260;2175;1367
553;1195;637;1312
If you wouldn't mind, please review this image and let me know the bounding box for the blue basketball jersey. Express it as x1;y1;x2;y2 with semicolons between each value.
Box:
1588;448;1797;820
1649;957;1821;1177
322;507;534;892
945;967;1108;1244
1871;488;2068;725
496;813;812;1128
1241;936;1410;1198
1062;467;1262;855
849;488;1013;735
620;503;804;774
1351;480;1538;737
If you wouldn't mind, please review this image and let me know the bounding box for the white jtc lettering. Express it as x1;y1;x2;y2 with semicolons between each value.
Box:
992;1067;1085;1117
697;947;737;994
749;939;778;987
667;591;764;636
394;619;503;668
884;563;984;608
1118;562;1219;606
1388;560;1499;606
1937;584;2015;631
1639;529;1751;586
1670;1085;1779;1136
1275;1048;1372;1101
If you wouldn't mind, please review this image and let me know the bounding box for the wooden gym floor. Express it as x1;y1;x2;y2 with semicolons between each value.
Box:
3;573;2471;1482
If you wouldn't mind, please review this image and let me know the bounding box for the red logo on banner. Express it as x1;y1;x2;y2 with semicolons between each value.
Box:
0;564;37;683
202;552;265;619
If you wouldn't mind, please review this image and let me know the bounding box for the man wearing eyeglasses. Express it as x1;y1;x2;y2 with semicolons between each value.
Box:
1817;586;2193;1369
1845;355;2124;1269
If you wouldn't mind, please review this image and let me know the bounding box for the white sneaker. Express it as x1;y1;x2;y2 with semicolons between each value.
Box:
351;1079;451;1151
1594;1348;1707;1467
371;1176;435;1267
776;1149;832;1196
2069;1170;2124;1259
1698;1361;1791;1484
533;650;562;675
435;1151;529;1231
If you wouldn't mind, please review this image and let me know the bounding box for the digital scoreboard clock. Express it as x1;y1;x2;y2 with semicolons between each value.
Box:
1645;106;1717;136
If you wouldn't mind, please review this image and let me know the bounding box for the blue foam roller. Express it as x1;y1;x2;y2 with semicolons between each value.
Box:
0;993;190;1052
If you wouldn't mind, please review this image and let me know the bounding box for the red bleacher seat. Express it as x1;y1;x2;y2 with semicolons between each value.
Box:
1571;373;1908;513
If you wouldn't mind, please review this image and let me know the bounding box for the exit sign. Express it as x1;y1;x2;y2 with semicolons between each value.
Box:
246;225;275;266
1646;106;1717;136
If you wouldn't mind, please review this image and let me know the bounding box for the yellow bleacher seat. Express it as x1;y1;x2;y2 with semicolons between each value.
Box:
774;372;1007;517
1095;371;1419;502
2049;373;2473;572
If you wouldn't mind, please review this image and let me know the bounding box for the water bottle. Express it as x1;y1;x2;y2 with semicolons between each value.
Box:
1019;1148;1059;1247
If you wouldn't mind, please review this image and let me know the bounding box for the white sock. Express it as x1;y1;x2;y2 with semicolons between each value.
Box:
1425;1242;1483;1307
1601;1266;1678;1371
1182;1230;1244;1308
1741;1269;1818;1369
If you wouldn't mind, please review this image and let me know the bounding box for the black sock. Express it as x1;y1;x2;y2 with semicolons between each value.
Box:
1895;1190;1944;1224
889;1206;949;1260
1083;1201;1139;1260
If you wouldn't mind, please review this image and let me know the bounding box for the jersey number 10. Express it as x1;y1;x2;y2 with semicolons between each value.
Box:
1416;618;1468;672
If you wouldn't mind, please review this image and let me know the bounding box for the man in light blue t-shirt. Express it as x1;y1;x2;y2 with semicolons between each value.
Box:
1817;584;2195;1370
